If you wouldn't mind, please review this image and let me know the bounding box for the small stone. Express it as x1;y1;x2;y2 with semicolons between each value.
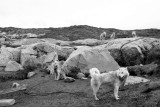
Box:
64;77;75;83
27;72;36;78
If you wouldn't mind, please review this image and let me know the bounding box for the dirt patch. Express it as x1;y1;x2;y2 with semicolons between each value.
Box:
0;74;160;107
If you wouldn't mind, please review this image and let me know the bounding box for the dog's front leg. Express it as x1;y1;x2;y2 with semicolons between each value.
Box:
61;71;67;79
50;65;55;75
93;86;100;100
54;70;58;80
120;77;127;90
51;70;55;75
54;73;57;80
56;70;60;80
93;90;99;100
114;82;120;100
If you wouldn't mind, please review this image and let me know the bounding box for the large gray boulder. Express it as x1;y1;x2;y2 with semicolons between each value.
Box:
0;45;21;67
20;43;74;70
99;37;160;66
20;44;37;66
141;80;160;93
127;64;159;76
33;42;75;60
43;52;58;63
146;47;160;64
125;76;149;85
62;46;120;75
5;61;23;72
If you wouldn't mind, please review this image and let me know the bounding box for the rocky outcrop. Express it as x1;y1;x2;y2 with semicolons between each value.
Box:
5;61;23;72
71;39;102;46
62;46;120;75
60;46;76;60
20;44;37;66
0;45;21;67
127;64;159;76
33;42;75;60
141;80;160;93
146;47;160;64
43;52;58;63
125;76;150;85
1;36;160;81
100;37;160;66
0;38;5;42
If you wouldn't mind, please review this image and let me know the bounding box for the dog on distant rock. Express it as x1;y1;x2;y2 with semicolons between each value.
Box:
89;67;129;100
100;31;106;41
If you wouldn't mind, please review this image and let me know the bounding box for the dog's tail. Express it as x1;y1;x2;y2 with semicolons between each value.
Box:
89;68;100;78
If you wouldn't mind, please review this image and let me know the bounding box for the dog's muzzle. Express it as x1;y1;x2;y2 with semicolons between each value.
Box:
119;75;127;81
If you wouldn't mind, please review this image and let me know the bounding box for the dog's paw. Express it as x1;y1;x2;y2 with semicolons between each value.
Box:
95;98;99;100
115;96;120;100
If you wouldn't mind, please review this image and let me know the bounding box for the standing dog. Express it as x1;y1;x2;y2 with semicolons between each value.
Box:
47;60;64;80
89;67;129;100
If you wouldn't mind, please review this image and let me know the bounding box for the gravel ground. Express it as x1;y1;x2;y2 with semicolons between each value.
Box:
0;74;160;107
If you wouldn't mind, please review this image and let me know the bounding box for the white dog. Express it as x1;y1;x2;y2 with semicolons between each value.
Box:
47;60;64;80
89;67;129;100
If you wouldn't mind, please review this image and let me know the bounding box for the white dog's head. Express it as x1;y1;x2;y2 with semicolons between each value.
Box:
89;68;100;77
46;62;54;71
116;67;129;81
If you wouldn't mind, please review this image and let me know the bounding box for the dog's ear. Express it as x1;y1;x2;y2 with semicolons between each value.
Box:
125;67;129;76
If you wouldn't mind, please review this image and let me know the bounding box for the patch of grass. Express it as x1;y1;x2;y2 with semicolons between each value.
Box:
0;69;28;82
23;58;42;71
1;25;160;41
